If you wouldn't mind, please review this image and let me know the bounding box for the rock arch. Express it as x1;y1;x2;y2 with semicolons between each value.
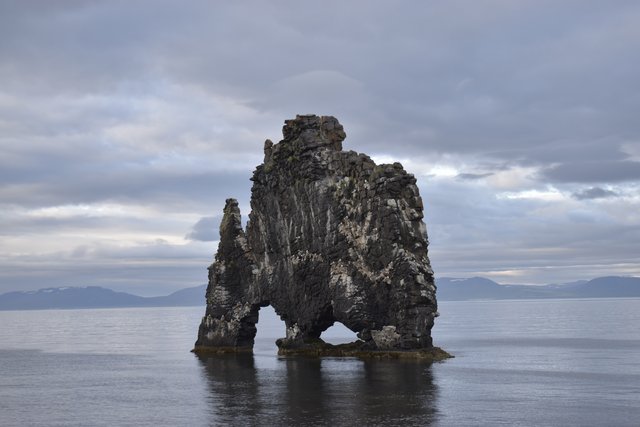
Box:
194;115;444;357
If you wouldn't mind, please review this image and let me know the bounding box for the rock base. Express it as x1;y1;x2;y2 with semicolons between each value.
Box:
277;339;453;361
193;341;453;361
191;346;253;355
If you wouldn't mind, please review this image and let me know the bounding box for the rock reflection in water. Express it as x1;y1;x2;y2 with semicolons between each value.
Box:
196;353;438;426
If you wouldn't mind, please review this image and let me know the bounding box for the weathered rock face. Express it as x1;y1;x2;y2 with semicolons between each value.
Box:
194;115;439;354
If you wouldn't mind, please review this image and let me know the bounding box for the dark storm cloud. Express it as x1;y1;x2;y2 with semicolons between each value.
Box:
572;187;619;200
186;216;221;242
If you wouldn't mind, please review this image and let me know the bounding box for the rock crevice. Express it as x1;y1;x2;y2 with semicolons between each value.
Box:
194;115;443;356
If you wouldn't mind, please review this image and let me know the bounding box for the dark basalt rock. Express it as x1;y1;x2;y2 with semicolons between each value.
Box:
194;115;449;359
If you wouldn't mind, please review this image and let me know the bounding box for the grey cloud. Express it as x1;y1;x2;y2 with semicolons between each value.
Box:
0;215;141;236
0;167;252;211
542;161;640;183
2;1;640;293
185;216;220;241
0;1;173;94
456;172;494;181
512;140;631;167
422;178;640;283
3;1;639;165
572;187;619;200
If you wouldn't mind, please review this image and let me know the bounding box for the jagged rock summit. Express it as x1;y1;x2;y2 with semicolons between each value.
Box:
194;115;448;359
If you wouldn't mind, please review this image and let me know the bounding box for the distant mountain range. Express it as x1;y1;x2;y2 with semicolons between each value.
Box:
1;276;639;310
436;276;640;301
0;285;207;311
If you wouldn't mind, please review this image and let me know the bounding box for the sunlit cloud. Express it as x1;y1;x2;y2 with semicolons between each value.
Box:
497;188;565;202
27;203;148;219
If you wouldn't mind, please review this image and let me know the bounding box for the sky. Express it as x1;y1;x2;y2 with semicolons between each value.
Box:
1;0;639;296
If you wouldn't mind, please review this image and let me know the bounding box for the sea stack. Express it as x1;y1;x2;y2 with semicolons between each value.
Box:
194;115;448;359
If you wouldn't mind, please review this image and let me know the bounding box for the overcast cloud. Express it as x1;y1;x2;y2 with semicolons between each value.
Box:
1;0;639;295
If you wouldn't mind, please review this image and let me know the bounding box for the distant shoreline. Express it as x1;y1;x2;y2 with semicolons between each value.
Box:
1;276;639;311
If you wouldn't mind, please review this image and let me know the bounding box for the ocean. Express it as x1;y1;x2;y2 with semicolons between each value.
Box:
1;298;639;426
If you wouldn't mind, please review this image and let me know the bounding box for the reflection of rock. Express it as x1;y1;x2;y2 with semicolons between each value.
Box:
196;354;439;425
283;358;328;425
194;115;449;358
355;360;439;424
196;354;261;424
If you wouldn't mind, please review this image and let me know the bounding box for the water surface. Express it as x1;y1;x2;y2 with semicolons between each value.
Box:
1;299;638;426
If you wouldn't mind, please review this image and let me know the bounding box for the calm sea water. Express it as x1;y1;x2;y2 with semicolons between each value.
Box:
1;298;639;426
